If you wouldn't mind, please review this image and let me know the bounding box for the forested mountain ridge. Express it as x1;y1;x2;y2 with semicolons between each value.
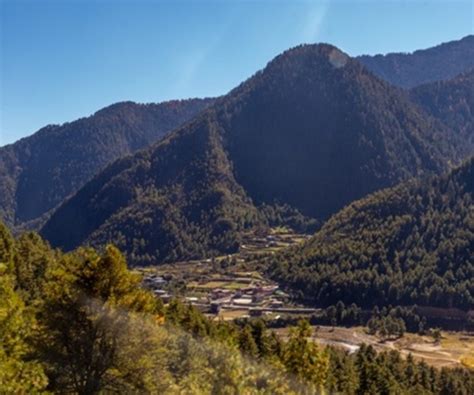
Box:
221;44;463;219
358;35;474;88
269;157;474;309
0;98;214;229
410;69;474;155
3;37;473;235
42;44;468;265
41;112;264;265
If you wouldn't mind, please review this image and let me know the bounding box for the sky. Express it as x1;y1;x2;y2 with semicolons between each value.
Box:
1;0;472;146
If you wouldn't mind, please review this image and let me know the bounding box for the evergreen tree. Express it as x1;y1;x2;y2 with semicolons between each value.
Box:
238;325;259;358
283;320;329;393
37;245;160;393
0;263;48;392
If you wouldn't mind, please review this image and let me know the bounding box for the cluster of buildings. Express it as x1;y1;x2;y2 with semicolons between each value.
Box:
207;283;286;316
139;228;315;320
142;270;317;319
142;274;172;302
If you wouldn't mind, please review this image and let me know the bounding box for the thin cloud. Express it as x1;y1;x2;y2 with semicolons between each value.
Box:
301;1;329;43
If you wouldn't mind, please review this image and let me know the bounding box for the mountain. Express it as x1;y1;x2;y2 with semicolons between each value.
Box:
41;44;467;265
410;69;474;153
358;35;474;88
40;111;263;265
269;157;474;309
0;98;214;229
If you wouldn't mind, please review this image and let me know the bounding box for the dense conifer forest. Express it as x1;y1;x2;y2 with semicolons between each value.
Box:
358;35;474;88
410;69;474;154
268;158;474;309
0;98;214;229
41;44;471;265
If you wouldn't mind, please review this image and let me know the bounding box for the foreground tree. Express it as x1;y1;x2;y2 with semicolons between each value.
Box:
2;219;474;394
37;245;161;393
0;263;48;392
0;223;47;392
283;320;329;393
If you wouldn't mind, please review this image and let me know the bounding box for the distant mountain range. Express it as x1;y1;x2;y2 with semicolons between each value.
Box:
0;98;214;229
410;69;474;153
0;35;472;266
358;35;474;88
269;156;474;309
41;43;472;265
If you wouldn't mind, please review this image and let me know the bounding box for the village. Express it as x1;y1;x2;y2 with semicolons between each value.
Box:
136;227;318;320
134;227;474;370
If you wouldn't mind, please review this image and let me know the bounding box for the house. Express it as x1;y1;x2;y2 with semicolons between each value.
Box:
252;294;265;304
185;296;199;303
269;300;284;308
159;294;171;303
261;285;279;293
233;298;253;306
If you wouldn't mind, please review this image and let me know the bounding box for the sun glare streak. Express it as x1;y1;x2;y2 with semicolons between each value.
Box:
301;1;329;44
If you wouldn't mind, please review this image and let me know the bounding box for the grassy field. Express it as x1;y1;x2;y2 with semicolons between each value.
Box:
215;309;249;321
461;356;474;369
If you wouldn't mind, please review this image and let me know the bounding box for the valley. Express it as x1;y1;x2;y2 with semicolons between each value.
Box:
136;227;474;370
136;227;315;320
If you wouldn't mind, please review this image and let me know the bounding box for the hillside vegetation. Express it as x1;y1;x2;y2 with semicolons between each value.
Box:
42;44;468;264
1;221;473;394
410;69;474;154
269;158;474;309
0;98;214;229
358;35;474;88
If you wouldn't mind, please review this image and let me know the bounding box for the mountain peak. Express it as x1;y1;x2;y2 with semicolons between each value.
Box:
41;41;467;264
267;43;351;71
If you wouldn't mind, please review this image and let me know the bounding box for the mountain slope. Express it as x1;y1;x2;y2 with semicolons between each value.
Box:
358;35;474;88
41;112;262;265
0;98;214;229
222;45;461;220
269;158;474;309
410;69;474;153
42;44;466;264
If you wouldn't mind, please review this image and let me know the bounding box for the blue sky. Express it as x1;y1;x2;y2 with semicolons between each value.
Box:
1;0;472;146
